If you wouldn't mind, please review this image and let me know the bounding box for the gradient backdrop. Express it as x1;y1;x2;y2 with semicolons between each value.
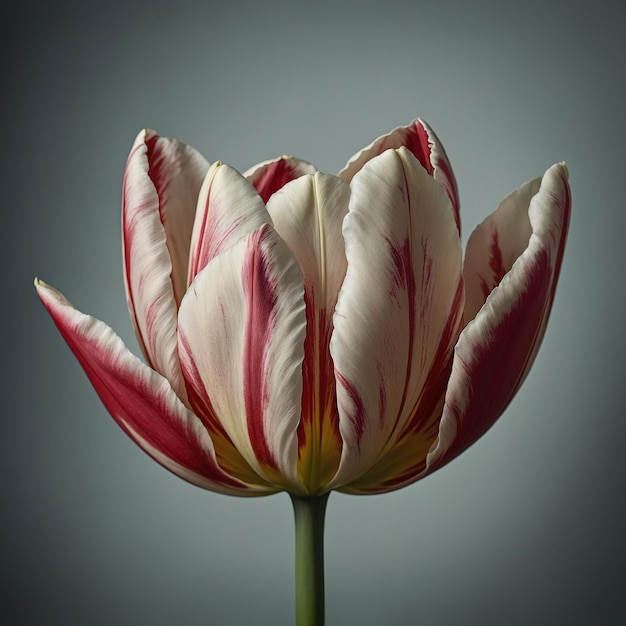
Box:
3;0;624;624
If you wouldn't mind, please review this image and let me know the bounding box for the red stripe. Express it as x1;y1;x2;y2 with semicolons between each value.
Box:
241;225;280;469
144;133;172;226
40;292;244;489
443;250;553;465
402;277;464;436
178;329;232;442
384;235;417;435
480;230;507;299
297;290;319;449
251;158;300;203
406;121;434;175
189;194;246;282
296;292;341;454
335;369;366;453
415;120;460;231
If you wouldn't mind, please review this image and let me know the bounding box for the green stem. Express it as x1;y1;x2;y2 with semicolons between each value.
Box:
290;492;329;626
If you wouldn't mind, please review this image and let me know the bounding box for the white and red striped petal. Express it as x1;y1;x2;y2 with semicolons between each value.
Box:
122;130;208;399
187;162;270;284
244;156;317;203
266;173;349;492
330;148;464;490
35;279;266;496
425;163;571;473
338;118;460;230
178;225;308;494
462;177;538;325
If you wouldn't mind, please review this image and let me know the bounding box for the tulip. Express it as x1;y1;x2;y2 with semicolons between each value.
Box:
36;118;570;625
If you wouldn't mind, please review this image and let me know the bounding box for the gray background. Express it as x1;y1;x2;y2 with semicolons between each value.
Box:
3;0;624;624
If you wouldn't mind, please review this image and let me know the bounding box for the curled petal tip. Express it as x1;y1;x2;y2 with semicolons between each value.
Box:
557;161;569;179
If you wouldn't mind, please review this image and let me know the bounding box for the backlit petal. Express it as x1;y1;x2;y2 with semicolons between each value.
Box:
187;162;270;283
122;129;208;399
426;163;571;473
178;225;307;494
244;156;317;203
330;148;464;489
266;173;349;492
36;280;266;496
338;118;460;230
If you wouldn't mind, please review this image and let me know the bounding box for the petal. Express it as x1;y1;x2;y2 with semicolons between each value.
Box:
338;118;460;230
187;162;270;284
266;173;349;492
329;148;464;489
122;129;208;399
425;163;571;473
244;156;317;203
339;394;447;494
178;225;307;494
462;177;536;325
35;279;266;496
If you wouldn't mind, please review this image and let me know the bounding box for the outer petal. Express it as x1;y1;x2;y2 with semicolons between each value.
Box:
266;173;349;492
338;118;460;230
35;280;266;496
329;148;464;490
123;129;208;399
187;162;270;284
244;156;317;203
178;225;308;494
425;163;571;473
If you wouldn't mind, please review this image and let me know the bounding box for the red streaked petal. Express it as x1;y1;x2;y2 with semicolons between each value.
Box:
338;397;447;494
178;225;307;494
35;279;268;496
187;162;270;284
122;129;207;399
266;173;349;492
142;130;210;304
425;163;571;474
462;176;538;325
338;118;460;230
329;147;464;490
244;156;317;203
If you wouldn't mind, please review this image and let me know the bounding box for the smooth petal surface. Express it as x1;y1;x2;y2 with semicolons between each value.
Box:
123;130;208;399
462;177;537;325
178;225;308;493
267;173;349;492
330;148;464;490
187;162;270;284
36;280;264;495
244;156;317;203
426;163;571;473
338;118;460;230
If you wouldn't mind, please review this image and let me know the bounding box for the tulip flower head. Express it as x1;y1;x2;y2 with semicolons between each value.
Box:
36;118;570;497
37;118;570;623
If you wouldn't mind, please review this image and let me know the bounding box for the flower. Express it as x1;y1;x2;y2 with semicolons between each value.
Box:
36;119;570;497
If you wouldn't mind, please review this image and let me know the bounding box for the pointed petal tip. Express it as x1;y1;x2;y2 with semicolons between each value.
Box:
556;161;569;180
35;277;54;303
35;278;64;304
